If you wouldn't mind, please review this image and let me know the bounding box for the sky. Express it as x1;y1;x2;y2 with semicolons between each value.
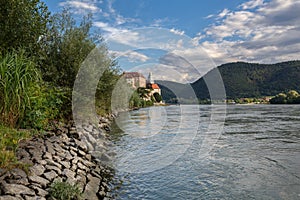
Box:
44;0;300;82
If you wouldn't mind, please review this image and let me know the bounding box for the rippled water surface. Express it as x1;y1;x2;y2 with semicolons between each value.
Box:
109;105;300;199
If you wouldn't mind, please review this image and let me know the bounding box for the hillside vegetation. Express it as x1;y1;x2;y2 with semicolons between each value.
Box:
158;61;300;102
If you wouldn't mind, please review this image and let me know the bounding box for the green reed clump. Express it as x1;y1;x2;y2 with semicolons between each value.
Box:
0;50;41;127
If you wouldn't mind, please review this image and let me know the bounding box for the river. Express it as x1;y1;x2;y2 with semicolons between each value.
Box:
108;104;300;199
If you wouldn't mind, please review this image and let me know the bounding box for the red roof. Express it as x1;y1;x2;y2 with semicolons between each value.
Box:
123;72;145;79
151;84;160;89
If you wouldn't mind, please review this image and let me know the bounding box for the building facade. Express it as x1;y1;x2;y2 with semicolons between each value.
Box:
123;72;146;88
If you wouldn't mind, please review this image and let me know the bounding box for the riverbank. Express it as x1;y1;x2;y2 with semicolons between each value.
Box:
0;117;115;200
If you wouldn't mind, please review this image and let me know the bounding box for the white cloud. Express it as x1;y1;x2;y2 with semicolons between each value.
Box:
59;0;100;13
105;0;138;25
239;0;265;10
94;21;142;46
199;0;300;65
218;9;230;19
170;28;185;36
151;18;171;27
205;14;215;19
110;50;149;62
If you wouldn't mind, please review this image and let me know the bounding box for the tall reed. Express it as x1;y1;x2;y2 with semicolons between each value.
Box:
0;50;41;127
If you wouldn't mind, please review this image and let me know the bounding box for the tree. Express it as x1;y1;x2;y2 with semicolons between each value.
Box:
153;92;162;103
41;9;96;88
0;0;50;54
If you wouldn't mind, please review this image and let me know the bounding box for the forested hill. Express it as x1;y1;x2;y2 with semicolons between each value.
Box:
157;60;300;102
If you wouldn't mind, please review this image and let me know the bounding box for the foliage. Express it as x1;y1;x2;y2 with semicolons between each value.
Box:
153;92;162;102
41;8;96;88
96;61;121;115
0;125;33;170
48;181;83;200
21;84;70;129
0;0;50;54
270;90;300;104
0;50;41;127
158;61;300;103
129;91;142;108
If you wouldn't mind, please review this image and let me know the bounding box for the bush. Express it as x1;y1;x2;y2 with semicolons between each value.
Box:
0;50;41;127
48;181;83;200
21;84;70;129
153;92;162;102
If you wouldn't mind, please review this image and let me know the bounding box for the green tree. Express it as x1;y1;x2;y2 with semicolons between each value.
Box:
269;93;287;104
153;92;162;102
41;9;95;88
0;0;50;54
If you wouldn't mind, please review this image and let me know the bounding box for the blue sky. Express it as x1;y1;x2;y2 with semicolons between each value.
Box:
44;0;300;82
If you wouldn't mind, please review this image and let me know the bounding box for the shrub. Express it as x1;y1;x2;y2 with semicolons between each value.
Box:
153;92;162;102
48;181;83;200
0;50;41;127
21;84;70;129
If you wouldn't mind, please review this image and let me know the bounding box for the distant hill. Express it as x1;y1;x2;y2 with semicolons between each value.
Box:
157;60;300;102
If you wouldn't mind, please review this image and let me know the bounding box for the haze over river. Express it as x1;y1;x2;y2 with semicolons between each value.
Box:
109;105;300;199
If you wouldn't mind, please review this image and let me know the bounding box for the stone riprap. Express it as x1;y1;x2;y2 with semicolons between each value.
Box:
0;118;115;200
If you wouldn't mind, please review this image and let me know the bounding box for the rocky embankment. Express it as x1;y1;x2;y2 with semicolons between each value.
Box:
0;116;115;200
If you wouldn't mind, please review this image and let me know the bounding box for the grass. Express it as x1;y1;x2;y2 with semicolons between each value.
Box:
0;125;33;170
0;50;41;127
48;181;83;200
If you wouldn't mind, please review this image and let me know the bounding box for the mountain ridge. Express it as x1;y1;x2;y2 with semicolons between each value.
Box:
156;60;300;102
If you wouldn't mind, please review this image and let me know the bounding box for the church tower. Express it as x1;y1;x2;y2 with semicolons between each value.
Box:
147;72;154;84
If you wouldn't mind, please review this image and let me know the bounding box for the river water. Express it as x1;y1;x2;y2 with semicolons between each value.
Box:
109;105;300;199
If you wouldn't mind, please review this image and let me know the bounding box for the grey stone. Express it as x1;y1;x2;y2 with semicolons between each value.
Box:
43;171;57;181
84;175;101;200
43;152;52;160
78;149;86;156
76;169;86;176
44;141;55;155
1;183;35;195
91;170;102;179
18;158;34;165
75;139;88;152
16;148;30;159
77;162;87;171
70;150;77;156
60;161;71;169
86;134;97;145
0;195;22;200
75;175;86;187
37;160;47;165
24;196;46;200
100;153;111;162
60;133;69;141
52;155;62;163
84;125;93;133
7;177;29;186
53;143;65;153
45;165;62;175
30;185;48;196
56;151;73;161
82;160;95;168
45;159;62;169
98;190;106;198
30;164;45;176
28;175;50;187
63;169;76;182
